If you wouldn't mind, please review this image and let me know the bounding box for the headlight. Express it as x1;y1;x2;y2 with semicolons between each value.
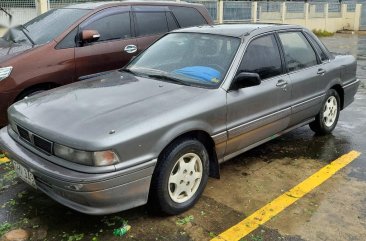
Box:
0;67;13;81
54;143;119;166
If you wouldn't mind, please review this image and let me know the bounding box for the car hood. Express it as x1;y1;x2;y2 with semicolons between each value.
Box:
0;38;34;61
9;70;211;147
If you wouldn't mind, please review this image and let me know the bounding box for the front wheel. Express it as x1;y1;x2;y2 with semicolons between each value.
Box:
148;138;209;215
309;89;340;135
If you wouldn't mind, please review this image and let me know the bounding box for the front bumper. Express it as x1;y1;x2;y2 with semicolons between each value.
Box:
0;127;157;215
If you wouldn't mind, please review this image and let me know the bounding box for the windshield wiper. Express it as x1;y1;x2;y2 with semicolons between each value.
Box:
18;25;35;45
146;73;192;86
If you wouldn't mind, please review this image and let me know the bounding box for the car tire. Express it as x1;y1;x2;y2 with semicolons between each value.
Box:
148;138;209;215
309;89;340;135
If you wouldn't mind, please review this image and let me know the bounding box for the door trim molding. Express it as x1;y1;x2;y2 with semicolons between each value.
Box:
227;107;291;139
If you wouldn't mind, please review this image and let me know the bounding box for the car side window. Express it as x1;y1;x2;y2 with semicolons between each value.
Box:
166;12;179;31
82;12;131;42
278;32;318;72
135;12;169;37
56;27;78;49
238;34;283;80
304;33;329;62
170;6;207;28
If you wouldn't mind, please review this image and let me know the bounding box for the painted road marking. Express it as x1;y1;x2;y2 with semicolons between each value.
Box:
211;150;361;241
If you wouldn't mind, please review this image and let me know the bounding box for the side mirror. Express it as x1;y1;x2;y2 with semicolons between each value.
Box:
230;72;261;90
80;30;100;44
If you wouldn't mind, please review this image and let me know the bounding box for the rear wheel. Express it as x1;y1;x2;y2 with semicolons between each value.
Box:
309;89;340;135
149;138;209;215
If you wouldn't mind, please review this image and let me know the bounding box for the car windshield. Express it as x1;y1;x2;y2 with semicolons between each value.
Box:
126;33;241;88
3;8;89;45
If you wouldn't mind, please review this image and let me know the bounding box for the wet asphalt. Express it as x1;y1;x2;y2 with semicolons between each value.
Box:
1;33;366;241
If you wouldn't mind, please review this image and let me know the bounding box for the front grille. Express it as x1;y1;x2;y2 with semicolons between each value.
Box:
33;135;53;154
16;125;53;155
17;126;31;142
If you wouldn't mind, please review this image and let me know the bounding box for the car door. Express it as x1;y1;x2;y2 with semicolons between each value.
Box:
74;7;138;78
225;33;292;157
277;31;332;126
132;6;176;55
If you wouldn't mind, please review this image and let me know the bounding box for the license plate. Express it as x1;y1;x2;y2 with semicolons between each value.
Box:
13;161;37;189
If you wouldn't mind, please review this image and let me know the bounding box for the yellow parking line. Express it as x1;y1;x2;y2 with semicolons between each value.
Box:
0;156;10;164
211;150;361;241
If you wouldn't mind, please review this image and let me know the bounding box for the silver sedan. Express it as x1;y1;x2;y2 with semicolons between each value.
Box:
0;24;359;215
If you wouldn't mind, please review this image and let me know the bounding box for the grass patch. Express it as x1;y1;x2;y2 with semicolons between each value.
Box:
0;218;30;237
176;215;194;225
313;29;334;37
0;222;12;236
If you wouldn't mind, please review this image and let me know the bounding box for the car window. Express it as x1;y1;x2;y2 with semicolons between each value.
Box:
166;12;179;31
83;12;131;42
56;27;78;49
127;33;240;88
278;32;318;72
5;8;89;45
238;34;282;80
135;12;168;36
304;33;329;62
170;6;207;27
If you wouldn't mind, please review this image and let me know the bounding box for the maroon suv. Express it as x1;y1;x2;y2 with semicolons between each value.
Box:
0;1;213;126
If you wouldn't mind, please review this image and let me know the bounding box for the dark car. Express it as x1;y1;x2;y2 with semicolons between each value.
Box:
0;24;359;215
0;1;213;126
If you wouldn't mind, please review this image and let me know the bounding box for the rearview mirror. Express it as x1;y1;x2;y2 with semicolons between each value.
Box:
230;72;261;90
80;30;100;44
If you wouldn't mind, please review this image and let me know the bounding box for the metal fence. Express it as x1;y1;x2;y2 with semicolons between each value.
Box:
49;0;114;9
257;1;282;21
309;2;325;18
223;1;251;22
0;1;360;27
286;2;305;19
328;3;342;18
0;0;37;27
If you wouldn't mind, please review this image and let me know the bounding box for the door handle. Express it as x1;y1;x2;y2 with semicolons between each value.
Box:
124;45;137;54
276;79;287;87
276;79;288;91
317;68;326;75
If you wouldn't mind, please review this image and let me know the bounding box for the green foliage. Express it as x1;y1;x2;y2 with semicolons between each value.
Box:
101;216;128;227
0;222;12;236
313;29;334;37
3;170;16;182
176;215;194;225
61;232;84;241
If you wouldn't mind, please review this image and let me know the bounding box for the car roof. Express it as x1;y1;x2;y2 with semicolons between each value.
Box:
63;1;202;10
172;24;303;38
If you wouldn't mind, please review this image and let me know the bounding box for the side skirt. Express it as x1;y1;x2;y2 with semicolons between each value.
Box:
219;118;315;163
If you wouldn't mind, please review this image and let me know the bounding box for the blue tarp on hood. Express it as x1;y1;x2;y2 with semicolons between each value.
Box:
172;66;221;83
